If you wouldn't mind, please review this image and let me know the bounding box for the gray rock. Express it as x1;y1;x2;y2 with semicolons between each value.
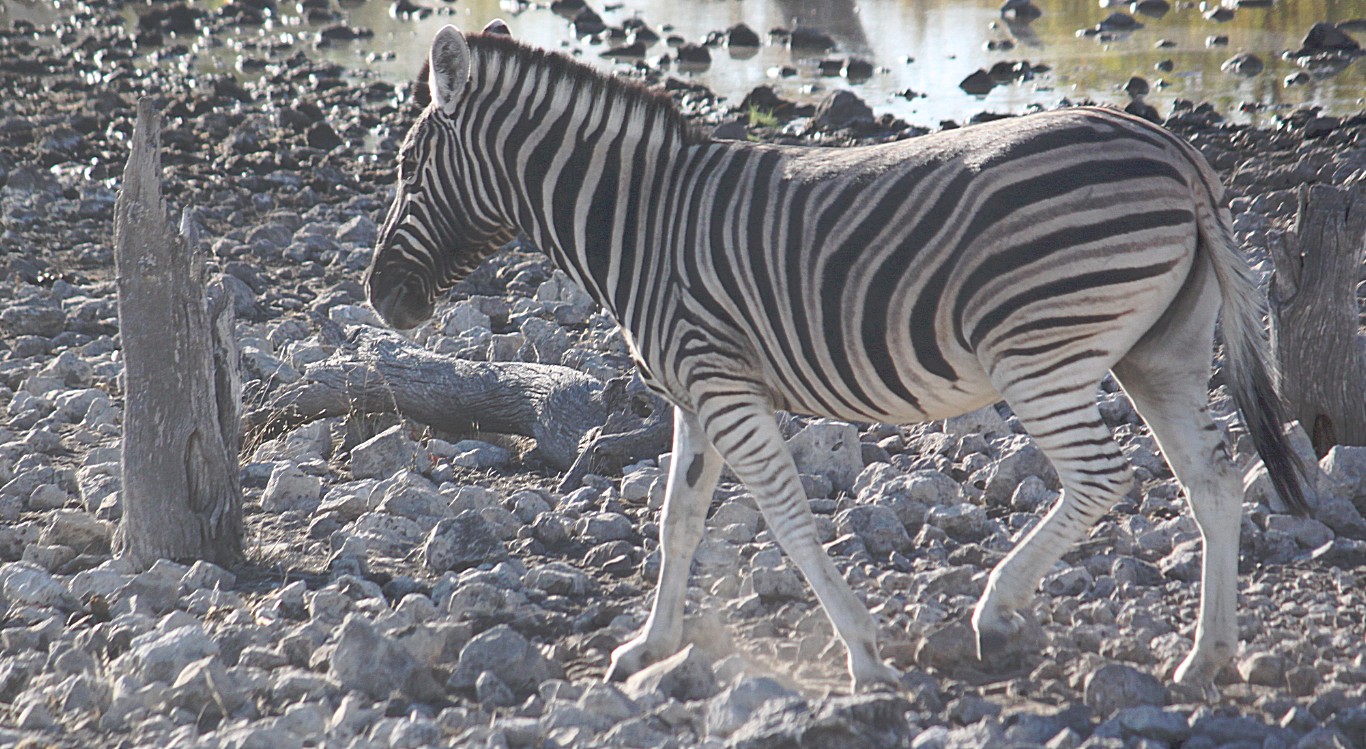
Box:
1;301;66;337
350;425;417;480
348;512;424;559
335;215;377;246
523;561;593;596
449;624;562;696
943;405;1011;436
1111;557;1163;587
835;504;911;555
423;511;507;573
118;623;219;684
1188;714;1275;746
1011;475;1057;512
1083;663;1167;717
1159;538;1202;582
375;471;447;519
575;511;636;544
1114;705;1190;743
518;317;570;365
1238;652;1287;686
787;420;864;492
914;621;978;672
38;509;111;555
448;439;513;470
751;562;806;603
0;562;79;610
1311;538;1366;568
812;90;875;130
926;503;990;542
261;462;323;513
180;560;236;592
1043;566;1093;597
730;692;915;749
623;643;720;702
1320;445;1366;515
168;656;246;719
982;436;1056;505
705;679;802;739
1264;514;1334;548
475;670;517;707
27;483;68;510
330;614;416;699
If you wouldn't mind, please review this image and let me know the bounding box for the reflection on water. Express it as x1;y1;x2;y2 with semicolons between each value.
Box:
4;0;1363;127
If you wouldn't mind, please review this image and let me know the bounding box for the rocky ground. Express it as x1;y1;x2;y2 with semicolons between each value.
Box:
2;1;1366;748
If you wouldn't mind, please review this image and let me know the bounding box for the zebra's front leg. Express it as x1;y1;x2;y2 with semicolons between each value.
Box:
607;407;722;682
699;394;899;692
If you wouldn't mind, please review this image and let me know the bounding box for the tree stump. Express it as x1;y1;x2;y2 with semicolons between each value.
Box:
113;98;243;569
1268;183;1366;456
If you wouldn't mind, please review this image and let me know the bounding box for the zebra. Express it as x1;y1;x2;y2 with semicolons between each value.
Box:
366;22;1308;696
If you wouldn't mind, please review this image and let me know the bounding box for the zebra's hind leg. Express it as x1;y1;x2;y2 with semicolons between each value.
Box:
1113;345;1240;699
971;390;1136;658
699;394;900;692
607;407;723;682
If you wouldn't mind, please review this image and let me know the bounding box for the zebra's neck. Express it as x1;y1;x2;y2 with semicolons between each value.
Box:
464;37;705;316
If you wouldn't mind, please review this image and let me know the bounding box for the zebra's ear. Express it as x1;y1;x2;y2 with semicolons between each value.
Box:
428;25;471;116
483;18;511;36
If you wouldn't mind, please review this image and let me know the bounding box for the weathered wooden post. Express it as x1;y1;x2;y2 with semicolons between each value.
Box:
1268;183;1366;456
113;98;243;568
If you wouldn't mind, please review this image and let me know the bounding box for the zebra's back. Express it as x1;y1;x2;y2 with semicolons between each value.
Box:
656;107;1207;423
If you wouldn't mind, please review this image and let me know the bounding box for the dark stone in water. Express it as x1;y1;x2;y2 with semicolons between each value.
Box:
550;0;587;19
1001;0;1042;23
959;69;995;95
1203;6;1235;22
1132;0;1170;18
1221;52;1264;76
1299;22;1360;53
1156;59;1174;72
788;27;836;52
306;122;344;152
572;8;605;38
727;23;761;48
1124;76;1150;97
842;58;874;81
812;90;874;131
1125;99;1160;124
1206;34;1230;47
623;22;658;46
675;43;711;67
817;59;843;77
1097;12;1143;31
600;41;645;59
390;0;432;18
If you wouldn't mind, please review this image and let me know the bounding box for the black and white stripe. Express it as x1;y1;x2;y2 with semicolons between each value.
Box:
366;24;1307;695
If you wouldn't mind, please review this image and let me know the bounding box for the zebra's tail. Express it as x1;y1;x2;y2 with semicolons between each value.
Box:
1200;198;1312;516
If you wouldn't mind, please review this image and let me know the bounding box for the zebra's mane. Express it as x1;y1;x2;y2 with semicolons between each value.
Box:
409;32;705;147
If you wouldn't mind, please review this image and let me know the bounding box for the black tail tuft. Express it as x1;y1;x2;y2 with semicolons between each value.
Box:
1233;338;1312;516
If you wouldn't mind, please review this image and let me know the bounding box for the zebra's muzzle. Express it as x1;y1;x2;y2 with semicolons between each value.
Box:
368;271;435;331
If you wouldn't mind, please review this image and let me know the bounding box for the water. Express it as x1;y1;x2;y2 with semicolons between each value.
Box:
5;0;1364;127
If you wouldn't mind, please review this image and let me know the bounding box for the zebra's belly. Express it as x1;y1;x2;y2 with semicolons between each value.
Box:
758;350;1001;426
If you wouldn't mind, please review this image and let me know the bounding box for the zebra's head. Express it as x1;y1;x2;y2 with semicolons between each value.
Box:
366;22;516;330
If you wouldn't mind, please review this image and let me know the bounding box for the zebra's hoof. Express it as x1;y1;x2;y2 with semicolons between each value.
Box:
605;637;654;683
971;609;1025;660
1173;656;1222;702
852;663;903;694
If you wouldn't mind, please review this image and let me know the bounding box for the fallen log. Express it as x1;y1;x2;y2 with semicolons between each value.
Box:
244;327;610;471
1268;183;1366;456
